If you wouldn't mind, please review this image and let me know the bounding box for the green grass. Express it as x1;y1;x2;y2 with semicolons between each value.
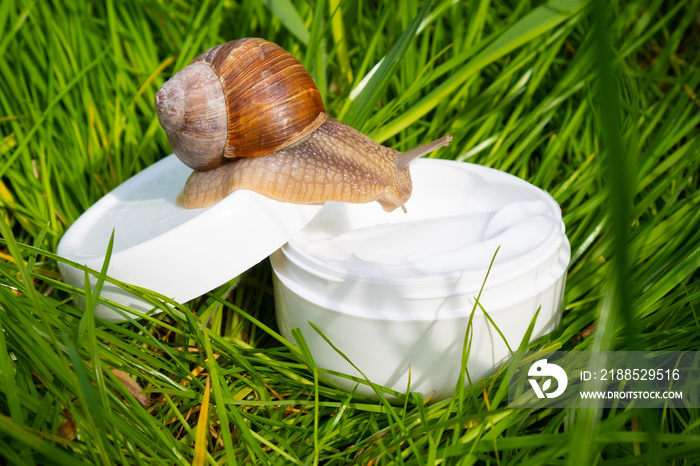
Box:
1;0;700;464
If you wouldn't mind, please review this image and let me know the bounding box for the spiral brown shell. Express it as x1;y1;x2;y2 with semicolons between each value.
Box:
155;38;327;171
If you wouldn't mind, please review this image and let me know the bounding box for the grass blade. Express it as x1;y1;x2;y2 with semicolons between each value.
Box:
342;0;434;129
372;0;590;143
262;0;309;45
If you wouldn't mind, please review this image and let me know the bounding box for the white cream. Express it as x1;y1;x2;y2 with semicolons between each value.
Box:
289;161;563;280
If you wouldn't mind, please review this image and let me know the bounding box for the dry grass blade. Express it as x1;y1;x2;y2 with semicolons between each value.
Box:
193;376;211;466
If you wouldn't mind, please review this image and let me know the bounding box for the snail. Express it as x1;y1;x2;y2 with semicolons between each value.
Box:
155;38;452;212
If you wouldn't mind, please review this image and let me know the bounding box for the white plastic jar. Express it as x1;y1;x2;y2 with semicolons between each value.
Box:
271;159;570;400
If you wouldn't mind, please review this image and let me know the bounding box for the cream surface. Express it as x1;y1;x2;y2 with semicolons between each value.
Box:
289;160;563;279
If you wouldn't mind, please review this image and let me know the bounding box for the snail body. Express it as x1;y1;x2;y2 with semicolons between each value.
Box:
156;38;451;212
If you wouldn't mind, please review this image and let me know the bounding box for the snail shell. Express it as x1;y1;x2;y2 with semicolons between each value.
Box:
155;38;451;212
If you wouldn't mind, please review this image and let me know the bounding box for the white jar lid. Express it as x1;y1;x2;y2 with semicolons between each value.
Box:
57;154;321;320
